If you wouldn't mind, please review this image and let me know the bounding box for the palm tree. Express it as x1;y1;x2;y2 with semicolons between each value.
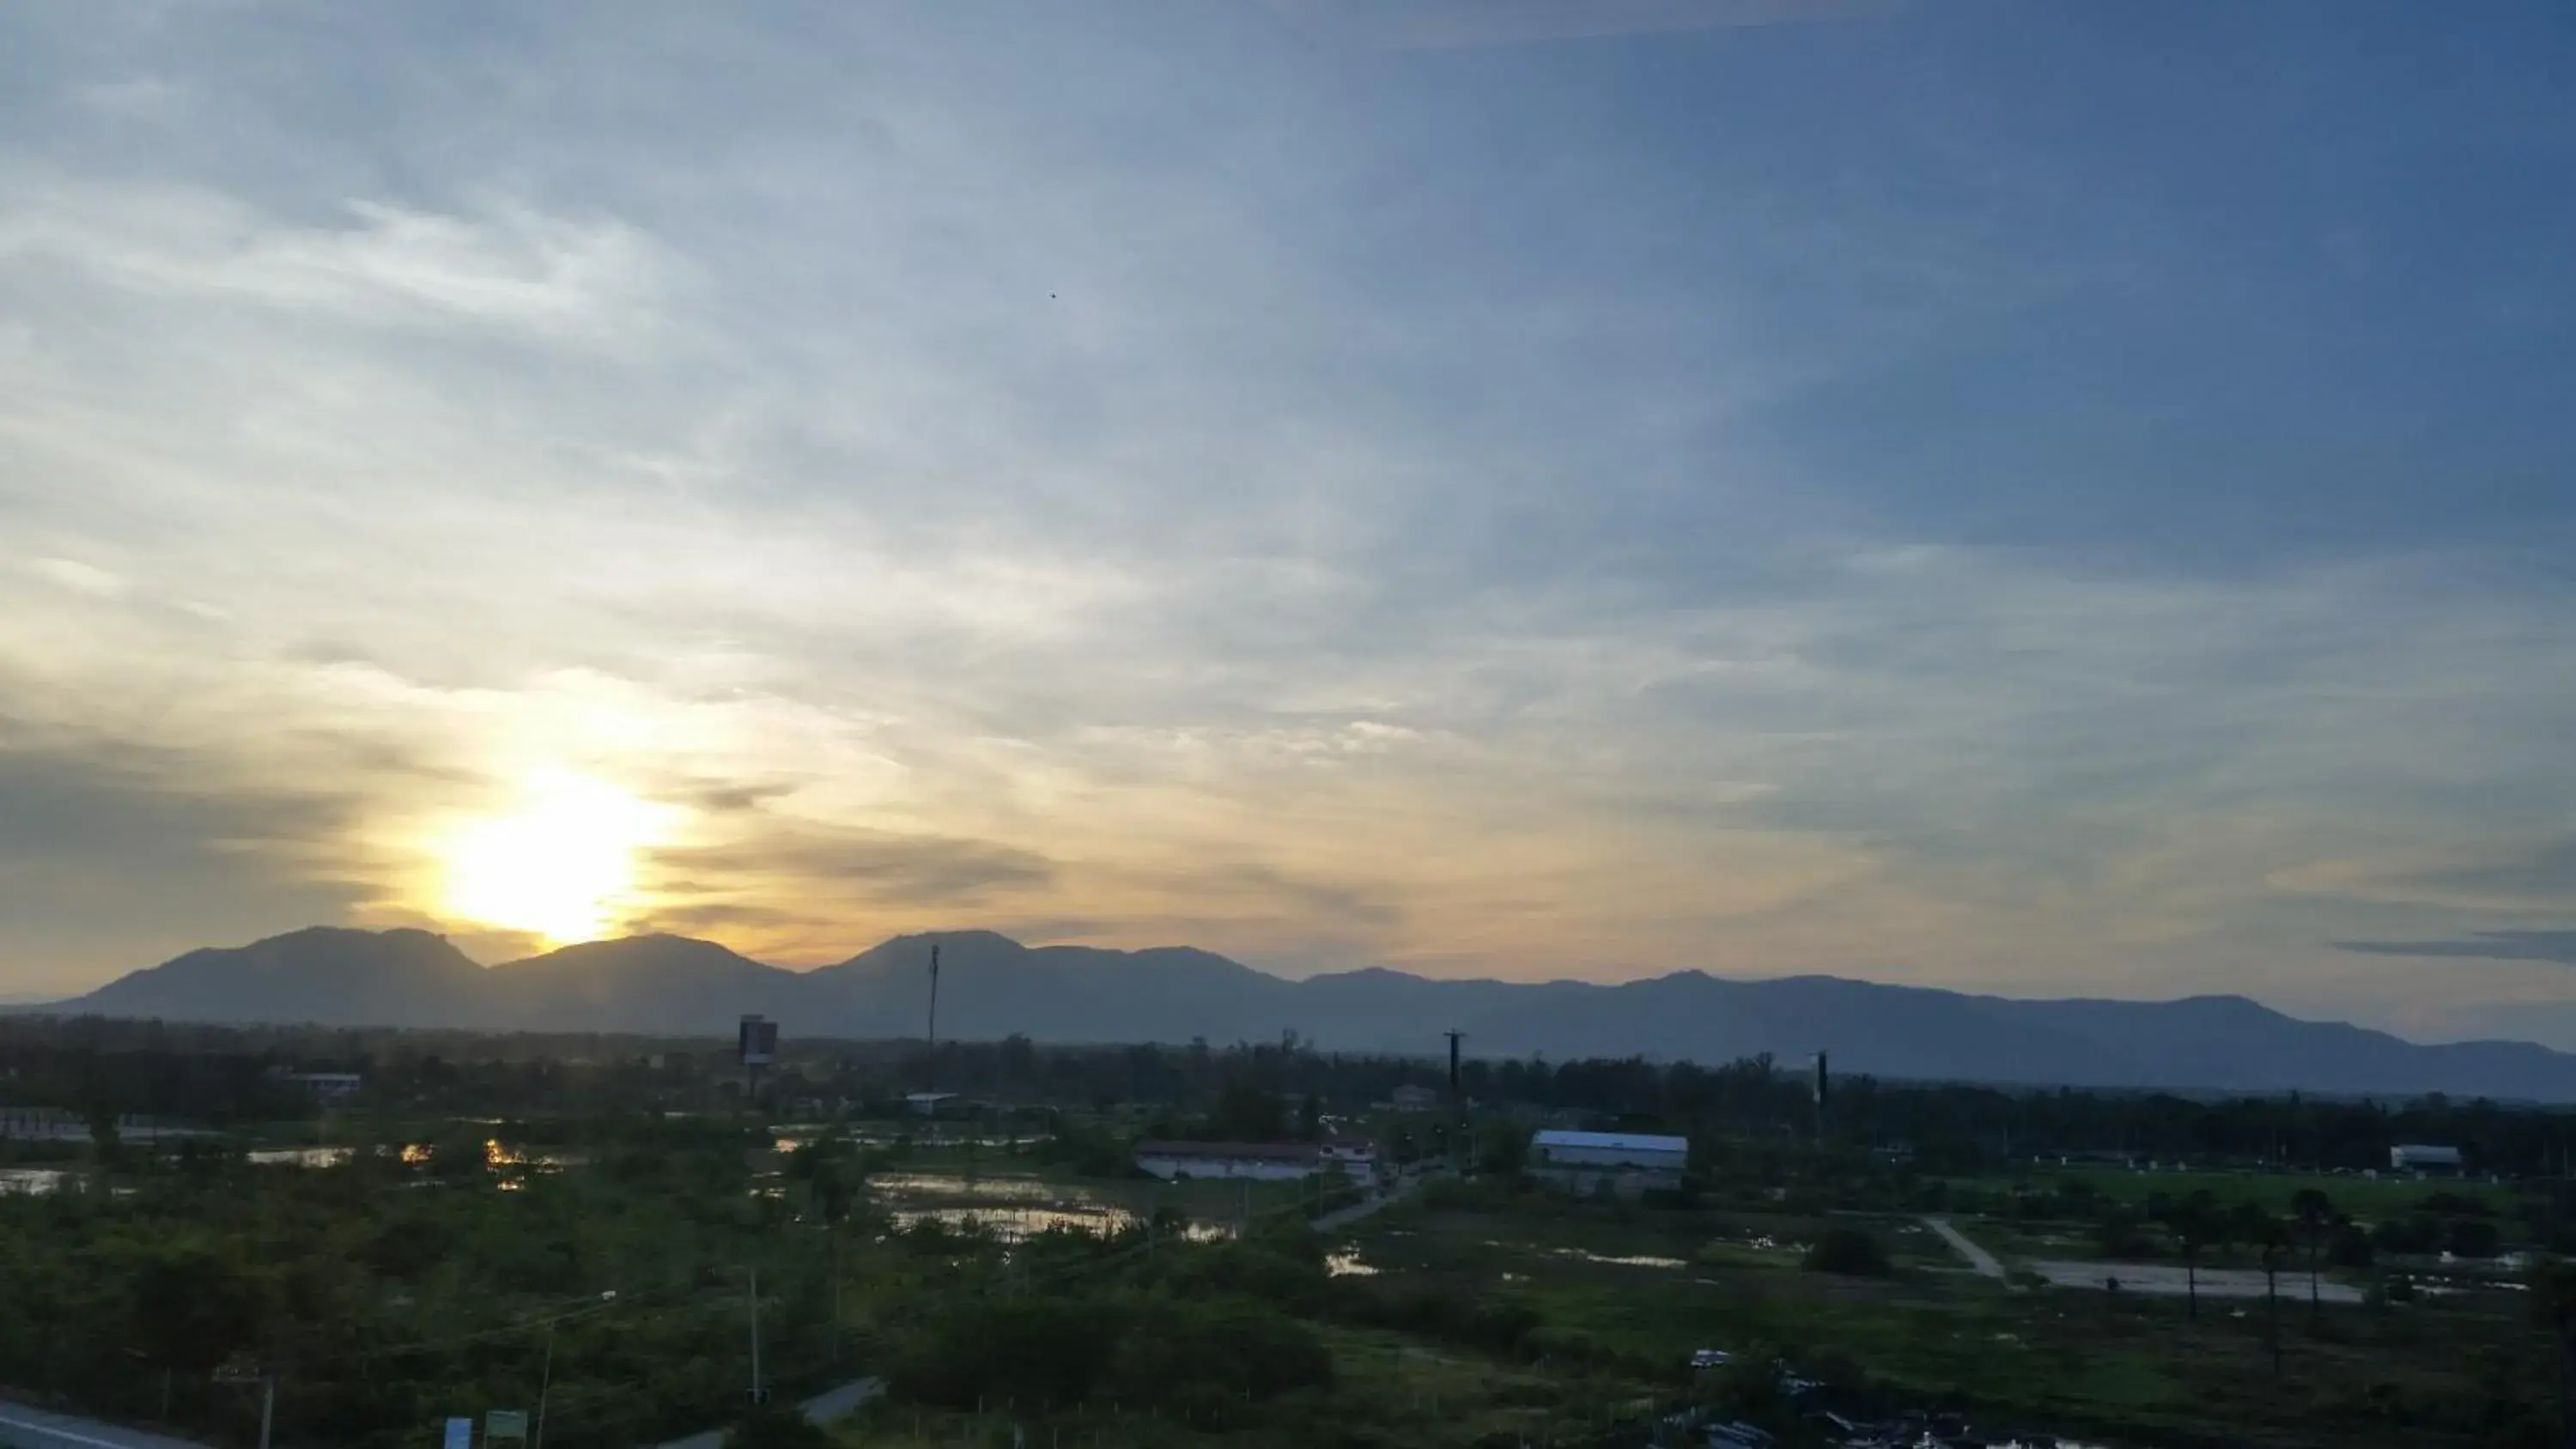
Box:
2248;1214;2290;1377
2533;1258;2576;1449
2161;1191;2224;1321
2290;1187;2335;1322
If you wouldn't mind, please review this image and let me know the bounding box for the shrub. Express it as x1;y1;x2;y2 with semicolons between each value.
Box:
2445;1218;2503;1258
721;1404;834;1449
1107;1298;1334;1408
889;1296;1121;1410
1802;1227;1893;1276
2373;1216;2443;1257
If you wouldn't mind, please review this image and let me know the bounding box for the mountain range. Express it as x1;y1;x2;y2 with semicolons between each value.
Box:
28;925;2576;1100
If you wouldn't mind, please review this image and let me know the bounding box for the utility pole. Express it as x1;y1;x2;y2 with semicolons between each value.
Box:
747;1266;763;1404
258;1373;275;1449
1813;1051;1830;1145
533;1325;556;1449
1444;1031;1467;1170
926;944;942;1092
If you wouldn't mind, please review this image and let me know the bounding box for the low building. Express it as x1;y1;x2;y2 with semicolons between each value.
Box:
1528;1129;1689;1195
903;1091;959;1117
1318;1138;1383;1182
275;1071;362;1101
2391;1143;2464;1176
1388;1084;1443;1112
1133;1141;1320;1181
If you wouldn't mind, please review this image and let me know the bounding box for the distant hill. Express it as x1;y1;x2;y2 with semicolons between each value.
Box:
62;926;494;1028
31;926;2576;1100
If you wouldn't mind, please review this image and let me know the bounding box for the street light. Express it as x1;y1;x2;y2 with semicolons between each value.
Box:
533;1290;617;1449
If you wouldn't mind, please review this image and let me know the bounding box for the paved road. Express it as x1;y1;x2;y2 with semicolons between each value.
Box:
1923;1216;2007;1280
1313;1169;1431;1233
0;1401;210;1449
654;1378;882;1449
2028;1260;2364;1303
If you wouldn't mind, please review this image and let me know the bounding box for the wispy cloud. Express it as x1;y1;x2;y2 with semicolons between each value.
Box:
1269;0;1901;50
3;1;2575;1045
2337;931;2576;967
0;174;674;348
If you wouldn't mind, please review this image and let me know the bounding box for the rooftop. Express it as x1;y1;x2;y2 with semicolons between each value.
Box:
1531;1130;1690;1153
1134;1141;1320;1162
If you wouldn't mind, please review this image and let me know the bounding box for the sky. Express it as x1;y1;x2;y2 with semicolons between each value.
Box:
3;1;2573;1045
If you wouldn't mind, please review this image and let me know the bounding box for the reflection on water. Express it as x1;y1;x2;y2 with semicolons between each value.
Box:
0;1168;65;1196
872;1173;1064;1203
1551;1247;1687;1270
248;1147;353;1167
892;1204;1142;1240
870;1171;1236;1244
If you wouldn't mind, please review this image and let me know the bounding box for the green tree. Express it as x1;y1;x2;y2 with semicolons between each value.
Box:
2290;1187;2335;1320
2160;1191;2224;1321
2533;1258;2576;1449
129;1246;268;1377
2238;1209;2290;1376
1476;1120;1528;1177
1205;1079;1285;1142
720;1402;832;1449
1802;1227;1893;1277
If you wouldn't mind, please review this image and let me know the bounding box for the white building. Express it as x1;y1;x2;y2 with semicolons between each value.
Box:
1388;1084;1443;1112
2391;1143;2464;1176
1133;1141;1320;1181
1528;1129;1690;1194
1318;1140;1383;1181
276;1071;362;1101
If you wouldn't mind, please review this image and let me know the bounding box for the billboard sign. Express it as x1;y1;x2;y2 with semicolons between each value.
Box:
485;1411;529;1443
738;1015;777;1067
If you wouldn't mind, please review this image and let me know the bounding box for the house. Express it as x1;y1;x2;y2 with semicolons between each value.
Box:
1133;1141;1321;1181
2391;1143;2464;1176
274;1071;362;1101
903;1091;959;1117
1318;1138;1383;1182
1528;1129;1690;1195
1388;1084;1443;1112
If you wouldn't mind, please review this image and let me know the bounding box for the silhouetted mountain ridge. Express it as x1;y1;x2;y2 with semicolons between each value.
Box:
28;927;2576;1100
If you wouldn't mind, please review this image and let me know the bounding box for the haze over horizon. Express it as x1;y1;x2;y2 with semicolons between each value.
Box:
5;3;2574;1046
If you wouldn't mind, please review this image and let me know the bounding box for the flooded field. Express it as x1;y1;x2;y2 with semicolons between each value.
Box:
248;1146;354;1167
866;1169;1242;1242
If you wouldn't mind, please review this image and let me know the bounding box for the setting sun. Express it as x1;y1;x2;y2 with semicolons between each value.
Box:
435;773;672;945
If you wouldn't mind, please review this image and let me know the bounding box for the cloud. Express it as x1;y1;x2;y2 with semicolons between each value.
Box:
647;828;1056;908
2272;838;2576;913
674;781;802;815
2336;931;2576;967
0;731;386;991
1268;0;1901;49
0;175;673;348
2;0;2574;1043
25;556;126;598
625;901;821;937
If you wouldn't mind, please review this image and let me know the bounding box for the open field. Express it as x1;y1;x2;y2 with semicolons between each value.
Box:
1334;1187;2554;1448
1989;1166;2513;1221
2023;1258;2366;1303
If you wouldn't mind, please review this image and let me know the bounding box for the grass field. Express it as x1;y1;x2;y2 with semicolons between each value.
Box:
1334;1191;2553;1448
1990;1165;2512;1221
865;1158;1319;1239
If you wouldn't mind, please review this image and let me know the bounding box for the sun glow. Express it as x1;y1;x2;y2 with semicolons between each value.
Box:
435;773;672;945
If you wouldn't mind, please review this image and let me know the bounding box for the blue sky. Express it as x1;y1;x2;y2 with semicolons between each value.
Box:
2;1;2573;1046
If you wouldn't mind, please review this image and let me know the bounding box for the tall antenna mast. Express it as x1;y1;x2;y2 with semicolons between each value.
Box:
1445;1029;1467;1168
925;943;942;1089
